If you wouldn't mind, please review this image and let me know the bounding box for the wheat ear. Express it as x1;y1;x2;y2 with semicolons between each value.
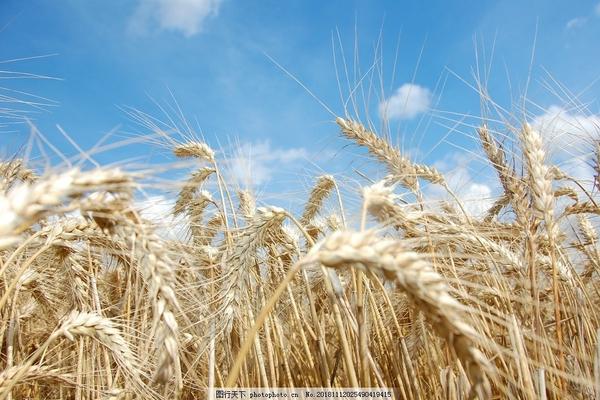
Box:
301;175;336;226
0;168;130;248
173;141;215;162
311;230;491;399
337;117;445;190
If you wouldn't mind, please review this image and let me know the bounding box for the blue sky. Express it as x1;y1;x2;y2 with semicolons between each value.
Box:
2;0;600;212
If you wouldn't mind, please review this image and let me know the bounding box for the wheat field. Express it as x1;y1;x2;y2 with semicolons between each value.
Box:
0;109;599;400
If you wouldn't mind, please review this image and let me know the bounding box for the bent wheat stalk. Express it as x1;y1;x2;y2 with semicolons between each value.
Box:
227;230;492;399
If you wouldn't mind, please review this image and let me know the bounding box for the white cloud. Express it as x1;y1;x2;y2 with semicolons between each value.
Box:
531;105;600;180
128;0;223;37
566;17;587;30
138;195;174;222
460;183;493;216
137;195;188;240
379;83;432;121
427;153;495;217
532;105;600;148
224;141;308;187
565;3;600;30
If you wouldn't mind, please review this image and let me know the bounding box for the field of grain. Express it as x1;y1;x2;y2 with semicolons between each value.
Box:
0;107;599;400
